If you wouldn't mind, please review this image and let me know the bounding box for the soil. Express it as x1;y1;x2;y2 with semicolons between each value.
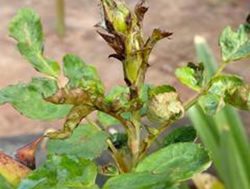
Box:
0;0;249;152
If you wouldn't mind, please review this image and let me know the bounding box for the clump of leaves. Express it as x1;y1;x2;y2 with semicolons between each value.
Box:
0;0;249;188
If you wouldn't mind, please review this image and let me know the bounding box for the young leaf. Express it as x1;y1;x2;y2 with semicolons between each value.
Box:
97;111;120;127
136;143;211;180
175;62;204;91
219;25;250;63
163;126;196;147
147;85;184;123
0;78;71;120
18;155;99;189
9;8;60;78
63;54;104;96
47;124;108;160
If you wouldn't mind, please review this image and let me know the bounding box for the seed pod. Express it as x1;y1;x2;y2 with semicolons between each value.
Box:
147;85;184;123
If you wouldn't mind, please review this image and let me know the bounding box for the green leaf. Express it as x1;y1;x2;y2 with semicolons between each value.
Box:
175;63;204;91
163;126;197;147
47;124;108;160
103;171;175;189
0;78;71;120
147;85;184;123
104;86;130;111
199;75;247;115
97;111;120;127
136;143;211;181
198;93;225;116
219;25;250;63
104;143;210;189
0;175;14;189
208;75;244;96
18;155;99;189
63;54;104;96
9;8;60;78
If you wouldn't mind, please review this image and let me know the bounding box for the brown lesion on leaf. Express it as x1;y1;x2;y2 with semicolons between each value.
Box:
45;88;91;105
46;105;94;139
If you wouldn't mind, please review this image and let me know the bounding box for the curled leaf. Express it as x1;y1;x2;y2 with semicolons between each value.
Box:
147;85;184;123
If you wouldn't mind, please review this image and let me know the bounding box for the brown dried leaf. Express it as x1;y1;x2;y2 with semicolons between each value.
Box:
135;0;148;25
15;136;44;169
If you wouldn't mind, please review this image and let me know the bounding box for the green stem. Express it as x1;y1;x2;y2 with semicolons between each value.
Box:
86;117;129;173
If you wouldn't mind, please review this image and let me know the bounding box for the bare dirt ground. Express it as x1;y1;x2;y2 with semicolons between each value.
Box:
0;0;249;151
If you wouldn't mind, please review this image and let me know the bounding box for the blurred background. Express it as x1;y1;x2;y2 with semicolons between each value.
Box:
0;0;249;154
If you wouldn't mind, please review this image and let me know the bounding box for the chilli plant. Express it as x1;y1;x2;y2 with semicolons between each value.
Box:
0;0;249;188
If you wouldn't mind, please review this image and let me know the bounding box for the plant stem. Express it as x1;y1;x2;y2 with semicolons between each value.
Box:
184;93;203;111
56;0;65;37
86;117;129;173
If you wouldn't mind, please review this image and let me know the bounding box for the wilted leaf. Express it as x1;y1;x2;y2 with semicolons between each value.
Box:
0;152;31;187
224;84;250;110
47;124;108;160
135;0;148;26
63;54;104;96
163;126;196;147
136;143;211;180
175;62;204;91
147;85;184;123
18;155;99;189
145;29;173;51
219;25;250;63
0;78;71;120
9;8;60;78
16;136;44;169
